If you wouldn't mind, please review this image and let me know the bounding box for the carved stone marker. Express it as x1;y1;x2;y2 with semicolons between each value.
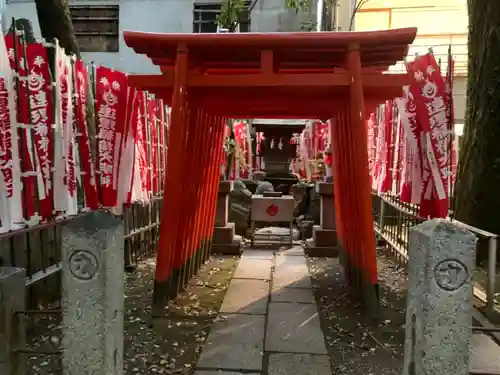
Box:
0;267;25;375
62;212;124;375
403;219;476;375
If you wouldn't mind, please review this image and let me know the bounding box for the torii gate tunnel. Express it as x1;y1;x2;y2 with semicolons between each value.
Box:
124;28;417;312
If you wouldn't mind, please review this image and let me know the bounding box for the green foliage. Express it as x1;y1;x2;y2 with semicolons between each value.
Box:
285;0;311;13
217;0;245;31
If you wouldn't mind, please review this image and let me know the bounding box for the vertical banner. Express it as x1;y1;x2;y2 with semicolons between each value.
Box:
156;99;166;193
372;104;387;193
26;42;54;219
445;51;456;194
0;30;22;231
6;34;38;223
132;91;149;203
74;59;99;210
95;66;128;207
117;86;137;208
366;112;376;186
58;49;77;215
396;87;422;205
148;98;158;195
408;54;450;218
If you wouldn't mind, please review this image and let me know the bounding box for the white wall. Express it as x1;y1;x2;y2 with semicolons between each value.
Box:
5;0;193;74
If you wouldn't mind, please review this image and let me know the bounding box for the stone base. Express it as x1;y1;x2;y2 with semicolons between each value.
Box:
313;225;337;247
211;235;243;255
338;245;379;317
212;223;235;244
304;238;338;257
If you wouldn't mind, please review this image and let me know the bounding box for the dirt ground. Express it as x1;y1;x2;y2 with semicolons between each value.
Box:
307;248;408;375
26;255;239;375
26;248;408;375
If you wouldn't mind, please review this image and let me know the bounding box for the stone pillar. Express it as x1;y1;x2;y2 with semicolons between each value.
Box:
305;182;338;257
403;219;476;375
62;212;124;375
0;267;25;375
211;181;242;254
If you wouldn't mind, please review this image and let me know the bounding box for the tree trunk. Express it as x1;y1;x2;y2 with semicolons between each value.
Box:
34;0;80;57
454;0;500;258
34;0;97;158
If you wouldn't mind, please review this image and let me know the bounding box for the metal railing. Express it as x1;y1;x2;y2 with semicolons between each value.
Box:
0;197;162;309
372;192;499;318
123;196;163;269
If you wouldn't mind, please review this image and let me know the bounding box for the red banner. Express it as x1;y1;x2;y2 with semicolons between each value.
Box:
156;99;165;194
148;98;158;195
26;43;54;219
6;34;37;222
95;66;128;207
133;91;149;201
57;52;78;216
397;82;423;205
0;32;23;231
408;54;450;218
74;59;99;210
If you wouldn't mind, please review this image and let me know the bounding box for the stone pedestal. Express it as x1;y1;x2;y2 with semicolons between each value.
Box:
305;182;338;257
0;267;25;375
403;219;476;375
62;212;124;375
212;181;242;255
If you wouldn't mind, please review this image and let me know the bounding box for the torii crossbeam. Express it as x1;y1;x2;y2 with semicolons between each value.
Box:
124;28;417;313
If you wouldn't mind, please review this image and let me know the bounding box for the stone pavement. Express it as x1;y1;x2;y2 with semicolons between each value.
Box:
195;246;331;375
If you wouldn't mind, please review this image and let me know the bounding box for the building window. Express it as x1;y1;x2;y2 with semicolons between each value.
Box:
69;5;119;53
193;1;251;33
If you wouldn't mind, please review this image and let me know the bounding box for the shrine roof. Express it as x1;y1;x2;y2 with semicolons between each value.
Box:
124;28;417;70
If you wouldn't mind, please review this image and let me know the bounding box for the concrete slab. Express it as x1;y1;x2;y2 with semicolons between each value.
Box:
273;256;311;290
220;279;269;315
265;302;327;354
233;258;272;280
241;249;275;260
470;333;500;374
271;287;315;304
268;353;332;375
274;254;308;271
197;314;265;371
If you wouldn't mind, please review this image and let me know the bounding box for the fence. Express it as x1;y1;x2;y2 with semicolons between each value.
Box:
0;200;161;311
372;192;499;318
0;21;166;310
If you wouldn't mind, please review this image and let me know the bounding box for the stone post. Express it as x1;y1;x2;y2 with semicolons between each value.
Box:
211;181;242;254
305;182;337;257
62;212;124;375
403;219;476;375
0;267;25;375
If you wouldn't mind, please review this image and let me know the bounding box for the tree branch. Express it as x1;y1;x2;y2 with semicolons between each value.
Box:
348;0;372;31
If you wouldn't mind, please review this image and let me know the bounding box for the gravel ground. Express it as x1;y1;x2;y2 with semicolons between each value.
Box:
307;248;408;375
26;255;239;375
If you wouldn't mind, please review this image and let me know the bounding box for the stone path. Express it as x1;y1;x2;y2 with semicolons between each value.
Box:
195;246;331;375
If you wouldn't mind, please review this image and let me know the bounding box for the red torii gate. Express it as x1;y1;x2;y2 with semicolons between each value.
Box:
124;28;417;313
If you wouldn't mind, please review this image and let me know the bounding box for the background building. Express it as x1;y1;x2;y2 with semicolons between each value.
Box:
353;0;468;131
3;0;326;74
